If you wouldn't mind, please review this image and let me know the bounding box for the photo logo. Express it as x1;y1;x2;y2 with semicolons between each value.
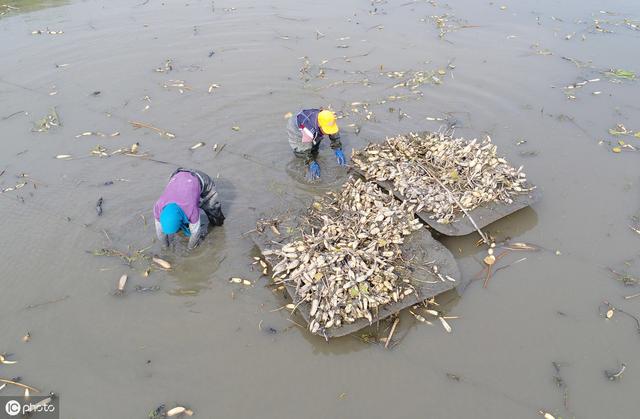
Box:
1;396;58;418
4;400;20;417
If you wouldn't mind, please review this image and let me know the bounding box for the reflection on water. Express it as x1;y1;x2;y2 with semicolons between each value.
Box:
0;0;68;17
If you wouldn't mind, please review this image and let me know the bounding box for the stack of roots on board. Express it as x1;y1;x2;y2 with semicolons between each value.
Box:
264;177;425;334
351;132;533;224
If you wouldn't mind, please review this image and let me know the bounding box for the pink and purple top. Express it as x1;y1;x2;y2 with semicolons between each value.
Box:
153;171;202;224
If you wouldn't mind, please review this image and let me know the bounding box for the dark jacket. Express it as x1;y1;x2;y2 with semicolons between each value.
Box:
289;109;342;163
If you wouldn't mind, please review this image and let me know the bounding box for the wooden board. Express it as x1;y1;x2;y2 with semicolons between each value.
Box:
250;210;460;338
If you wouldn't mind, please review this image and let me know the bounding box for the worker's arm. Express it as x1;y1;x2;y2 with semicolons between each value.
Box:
187;221;202;250
154;220;170;248
328;132;342;150
329;133;346;165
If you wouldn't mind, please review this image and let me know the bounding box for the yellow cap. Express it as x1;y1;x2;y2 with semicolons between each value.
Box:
318;110;339;135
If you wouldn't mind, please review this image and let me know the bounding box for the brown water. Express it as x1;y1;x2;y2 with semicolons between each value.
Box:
1;0;640;417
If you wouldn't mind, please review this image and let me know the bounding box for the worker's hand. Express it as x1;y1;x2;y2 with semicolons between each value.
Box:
335;149;346;166
308;161;321;180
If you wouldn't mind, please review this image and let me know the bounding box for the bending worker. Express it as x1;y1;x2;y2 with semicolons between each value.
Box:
287;108;346;180
154;168;224;250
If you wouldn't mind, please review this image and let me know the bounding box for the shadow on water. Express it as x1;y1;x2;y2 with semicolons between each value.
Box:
0;0;69;17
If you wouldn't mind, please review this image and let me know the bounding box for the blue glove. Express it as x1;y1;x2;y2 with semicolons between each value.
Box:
335;149;346;166
308;161;321;180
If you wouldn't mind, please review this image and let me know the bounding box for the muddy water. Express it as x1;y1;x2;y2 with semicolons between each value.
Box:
1;0;639;417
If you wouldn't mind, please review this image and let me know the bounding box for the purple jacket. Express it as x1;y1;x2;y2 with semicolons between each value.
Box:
153;171;202;223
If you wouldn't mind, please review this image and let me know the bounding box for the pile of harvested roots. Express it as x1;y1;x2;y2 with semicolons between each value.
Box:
352;132;532;224
264;178;425;334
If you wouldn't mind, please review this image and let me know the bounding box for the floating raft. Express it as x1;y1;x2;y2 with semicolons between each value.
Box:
352;131;541;236
250;210;460;338
352;166;540;236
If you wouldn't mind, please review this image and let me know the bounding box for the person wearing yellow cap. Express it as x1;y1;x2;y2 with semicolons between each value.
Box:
287;108;346;180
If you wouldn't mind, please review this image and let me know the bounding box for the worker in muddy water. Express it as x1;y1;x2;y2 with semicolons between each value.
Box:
154;168;224;250
287;108;346;180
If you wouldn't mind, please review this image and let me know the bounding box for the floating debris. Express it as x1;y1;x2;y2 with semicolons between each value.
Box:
423;14;475;39
89;144;110;158
607;267;639;286
1;181;27;194
352;132;531;224
55;154;72;160
135;285;160;293
608;124;633;136
384;68;446;89
152;257;171;270
604;69;636;80
96;197;103;216
154;59;173;73
22;333;31;343
129;120;175;139
207;83;220;93
91;247;150;266
115;274;128;295
539;411;555;419
31;29;64;35
33;108;61;132
190;142;205;150
75;131;106;138
229;278;251;286
530;43;552;56
439;316;452;333
0;354;16;365
605;362;626;381
600;300;640;334
163;79;191;93
409;310;431;324
231;126;240;131
166;406;194;417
